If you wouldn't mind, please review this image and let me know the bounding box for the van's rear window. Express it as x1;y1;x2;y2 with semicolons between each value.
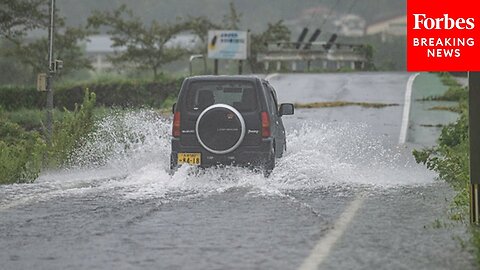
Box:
185;81;258;112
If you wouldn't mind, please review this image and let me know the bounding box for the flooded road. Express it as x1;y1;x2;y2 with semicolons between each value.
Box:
0;73;476;269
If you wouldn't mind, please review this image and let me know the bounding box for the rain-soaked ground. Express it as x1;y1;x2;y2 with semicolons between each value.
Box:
0;73;476;269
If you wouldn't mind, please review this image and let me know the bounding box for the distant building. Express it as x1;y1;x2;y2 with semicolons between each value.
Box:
84;35;122;72
164;33;201;50
366;15;406;41
84;33;201;72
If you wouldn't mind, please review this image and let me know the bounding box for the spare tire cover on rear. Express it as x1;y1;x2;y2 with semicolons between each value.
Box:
196;104;246;154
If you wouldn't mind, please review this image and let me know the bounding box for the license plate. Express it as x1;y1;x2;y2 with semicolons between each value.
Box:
177;153;201;165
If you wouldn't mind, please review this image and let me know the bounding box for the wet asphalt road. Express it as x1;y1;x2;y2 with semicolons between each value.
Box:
0;72;476;270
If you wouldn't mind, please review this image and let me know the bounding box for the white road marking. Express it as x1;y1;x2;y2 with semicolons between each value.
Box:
399;73;420;144
298;73;421;269
298;195;365;270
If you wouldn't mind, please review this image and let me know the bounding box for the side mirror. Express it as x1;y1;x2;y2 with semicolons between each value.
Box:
279;103;294;116
172;103;176;114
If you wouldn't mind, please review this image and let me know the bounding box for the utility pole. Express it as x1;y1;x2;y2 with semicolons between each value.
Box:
46;0;55;147
470;72;480;224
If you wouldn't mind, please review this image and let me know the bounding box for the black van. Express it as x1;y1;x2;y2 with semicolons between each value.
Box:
170;75;294;176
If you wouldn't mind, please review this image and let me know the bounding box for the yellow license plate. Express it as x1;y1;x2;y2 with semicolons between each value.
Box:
177;153;201;165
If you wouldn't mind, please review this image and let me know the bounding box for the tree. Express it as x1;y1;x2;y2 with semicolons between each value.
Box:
248;20;291;73
6;26;92;76
88;5;201;79
222;1;242;30
1;0;91;82
185;16;220;44
356;44;376;71
0;40;33;85
0;0;48;38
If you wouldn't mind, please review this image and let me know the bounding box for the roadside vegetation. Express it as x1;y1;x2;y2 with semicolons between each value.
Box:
0;76;183;184
0;90;95;184
0;112;45;184
412;72;480;263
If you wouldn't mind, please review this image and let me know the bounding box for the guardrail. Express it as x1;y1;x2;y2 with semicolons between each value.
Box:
257;41;369;71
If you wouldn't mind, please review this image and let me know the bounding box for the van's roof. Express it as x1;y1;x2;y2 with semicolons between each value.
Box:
185;75;263;82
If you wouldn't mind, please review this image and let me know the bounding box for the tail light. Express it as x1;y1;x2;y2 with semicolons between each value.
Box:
172;111;181;137
261;112;270;138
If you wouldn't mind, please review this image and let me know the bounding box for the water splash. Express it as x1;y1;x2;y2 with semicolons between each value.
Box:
34;110;435;202
68;110;171;171
273;122;434;188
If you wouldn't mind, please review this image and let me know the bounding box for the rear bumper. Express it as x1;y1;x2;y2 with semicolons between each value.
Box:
170;137;273;168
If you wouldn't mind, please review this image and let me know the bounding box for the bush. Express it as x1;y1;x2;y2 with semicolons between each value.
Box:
0;78;183;111
0;85;43;110
47;89;97;167
0;88;98;184
413;106;470;215
0;115;45;184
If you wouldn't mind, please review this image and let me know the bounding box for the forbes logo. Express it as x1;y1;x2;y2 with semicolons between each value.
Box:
413;14;475;30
